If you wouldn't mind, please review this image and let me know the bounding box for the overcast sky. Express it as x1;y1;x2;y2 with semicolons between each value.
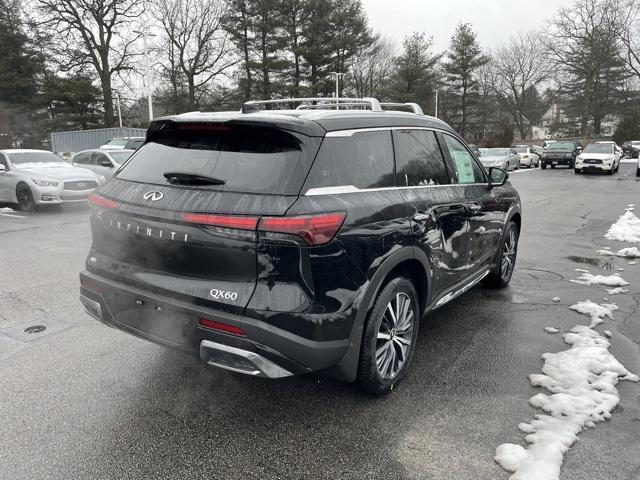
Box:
361;0;574;52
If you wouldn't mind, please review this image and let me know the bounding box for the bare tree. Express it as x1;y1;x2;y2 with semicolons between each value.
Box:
620;2;640;85
154;0;236;110
491;32;553;140
36;0;143;127
349;36;396;100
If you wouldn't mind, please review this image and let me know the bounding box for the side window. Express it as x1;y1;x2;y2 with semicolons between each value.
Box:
442;134;486;184
393;129;450;186
304;131;395;190
93;152;112;167
73;153;92;165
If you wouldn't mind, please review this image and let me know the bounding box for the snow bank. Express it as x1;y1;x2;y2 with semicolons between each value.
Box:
570;300;618;328
597;247;640;258
605;209;640;243
570;272;629;287
552;297;561;303
495;325;638;480
544;327;560;334
605;287;628;295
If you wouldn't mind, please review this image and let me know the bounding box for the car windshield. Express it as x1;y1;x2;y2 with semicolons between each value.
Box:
108;151;133;164
104;139;128;147
486;148;509;156
514;147;528;153
548;142;575;150
584;144;613;154
7;151;63;164
479;148;488;156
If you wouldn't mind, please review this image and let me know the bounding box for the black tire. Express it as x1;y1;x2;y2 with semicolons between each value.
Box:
15;183;35;212
483;221;519;289
357;277;419;395
574;168;580;174
636;167;640;177
541;163;547;169
608;166;614;175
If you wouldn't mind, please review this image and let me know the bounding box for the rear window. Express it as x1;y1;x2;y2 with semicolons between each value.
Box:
115;125;306;195
303;131;395;190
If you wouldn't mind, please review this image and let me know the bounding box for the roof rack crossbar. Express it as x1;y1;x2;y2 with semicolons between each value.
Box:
242;97;382;113
380;102;424;115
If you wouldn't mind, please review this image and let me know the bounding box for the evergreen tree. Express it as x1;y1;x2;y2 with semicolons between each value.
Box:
392;32;441;114
443;22;488;136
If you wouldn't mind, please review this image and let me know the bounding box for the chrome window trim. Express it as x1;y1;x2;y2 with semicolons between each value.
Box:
325;126;453;137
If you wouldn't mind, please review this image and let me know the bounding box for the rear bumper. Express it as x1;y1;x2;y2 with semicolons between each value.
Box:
79;271;353;377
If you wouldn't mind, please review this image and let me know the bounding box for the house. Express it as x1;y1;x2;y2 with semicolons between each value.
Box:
531;103;621;140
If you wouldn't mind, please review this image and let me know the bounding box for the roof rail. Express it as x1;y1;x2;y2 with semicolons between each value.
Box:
380;102;424;115
241;97;382;114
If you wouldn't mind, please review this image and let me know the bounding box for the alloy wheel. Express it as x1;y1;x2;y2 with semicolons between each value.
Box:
375;292;414;379
501;228;517;281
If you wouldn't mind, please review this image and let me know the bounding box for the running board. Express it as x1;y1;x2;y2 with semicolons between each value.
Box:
433;269;490;309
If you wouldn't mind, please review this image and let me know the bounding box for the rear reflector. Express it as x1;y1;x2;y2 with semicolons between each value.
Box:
199;318;245;336
258;212;346;246
180;213;258;230
80;277;103;293
88;194;118;209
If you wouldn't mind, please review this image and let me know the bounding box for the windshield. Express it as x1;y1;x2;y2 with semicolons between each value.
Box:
584;144;613;154
514;147;528;153
631;141;640;146
479;148;489;156
108;151;133;165
116;125;307;195
485;148;510;156
548;142;576;150
7;151;64;165
104;139;128;147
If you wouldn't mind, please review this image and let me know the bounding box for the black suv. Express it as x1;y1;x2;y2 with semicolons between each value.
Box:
540;141;582;169
79;98;521;395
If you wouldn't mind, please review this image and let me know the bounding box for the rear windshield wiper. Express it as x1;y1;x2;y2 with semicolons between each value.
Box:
163;172;226;186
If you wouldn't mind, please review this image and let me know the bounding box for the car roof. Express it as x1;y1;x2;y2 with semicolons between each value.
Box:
74;148;135;155
0;149;54;154
150;110;455;138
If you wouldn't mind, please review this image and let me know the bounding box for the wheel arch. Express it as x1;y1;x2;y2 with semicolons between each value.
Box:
326;246;431;382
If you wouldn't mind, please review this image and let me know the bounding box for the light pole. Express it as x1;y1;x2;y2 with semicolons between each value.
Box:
330;72;345;109
134;29;156;121
434;89;439;118
114;90;123;128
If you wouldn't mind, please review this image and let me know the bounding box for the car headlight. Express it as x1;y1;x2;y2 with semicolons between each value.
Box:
565;153;572;158
576;156;583;162
32;178;59;187
97;175;106;185
495;160;503;165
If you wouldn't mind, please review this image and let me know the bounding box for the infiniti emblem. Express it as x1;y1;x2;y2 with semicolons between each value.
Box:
143;191;164;202
77;182;86;188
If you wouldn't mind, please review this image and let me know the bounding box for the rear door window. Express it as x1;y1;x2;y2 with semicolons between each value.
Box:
442;134;486;184
303;131;395;190
115;124;308;195
393;129;450;186
73;153;93;165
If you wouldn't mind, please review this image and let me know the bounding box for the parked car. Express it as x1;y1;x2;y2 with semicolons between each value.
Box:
478;147;520;171
514;146;540;168
622;140;640;159
468;143;481;158
542;140;557;150
575;143;622;175
79;97;522;395
72;149;134;177
100;137;145;150
540;141;582;169
0;149;104;211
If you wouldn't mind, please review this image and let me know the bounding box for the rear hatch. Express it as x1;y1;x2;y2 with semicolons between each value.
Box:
87;121;320;314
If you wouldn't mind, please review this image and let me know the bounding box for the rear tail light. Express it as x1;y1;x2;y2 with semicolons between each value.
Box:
88;194;118;209
258;212;346;246
199;318;245;336
179;213;258;230
80;277;103;293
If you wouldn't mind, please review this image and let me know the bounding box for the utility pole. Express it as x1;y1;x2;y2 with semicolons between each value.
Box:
115;90;123;128
330;72;345;110
435;89;439;118
134;28;156;121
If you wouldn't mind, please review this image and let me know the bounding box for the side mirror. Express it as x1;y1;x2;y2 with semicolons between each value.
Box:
488;167;508;188
0;164;6;173
99;161;113;168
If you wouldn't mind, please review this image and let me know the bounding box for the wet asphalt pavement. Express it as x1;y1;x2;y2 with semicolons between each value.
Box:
1;164;639;480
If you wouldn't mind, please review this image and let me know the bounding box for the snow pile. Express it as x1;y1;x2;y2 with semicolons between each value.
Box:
570;272;629;287
605;208;640;243
495;325;638;480
604;331;612;338
544;327;560;334
605;287;628;295
551;297;561;303
570;300;618;328
597;247;640;258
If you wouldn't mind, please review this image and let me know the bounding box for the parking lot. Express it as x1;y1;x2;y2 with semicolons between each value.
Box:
1;164;639;480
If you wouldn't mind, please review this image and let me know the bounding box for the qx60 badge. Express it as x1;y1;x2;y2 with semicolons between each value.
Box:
143;191;164;202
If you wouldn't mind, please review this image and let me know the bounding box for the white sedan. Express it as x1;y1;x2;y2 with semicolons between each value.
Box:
0;149;104;211
574;143;622;174
72;149;134;178
514;146;540;168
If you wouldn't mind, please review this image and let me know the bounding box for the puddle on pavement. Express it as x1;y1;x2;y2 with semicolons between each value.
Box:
567;255;614;270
